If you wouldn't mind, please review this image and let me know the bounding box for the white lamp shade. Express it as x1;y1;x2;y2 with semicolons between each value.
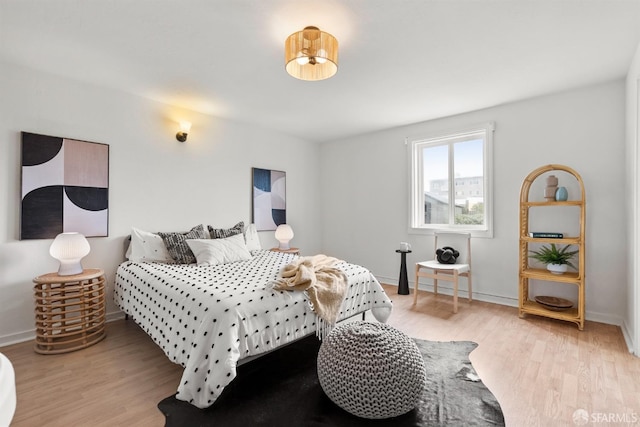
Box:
49;232;90;276
275;224;294;250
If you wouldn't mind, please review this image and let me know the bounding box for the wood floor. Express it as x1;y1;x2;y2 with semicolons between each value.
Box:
2;284;639;427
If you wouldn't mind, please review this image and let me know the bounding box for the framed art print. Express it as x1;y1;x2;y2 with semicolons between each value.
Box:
20;132;109;239
252;167;286;231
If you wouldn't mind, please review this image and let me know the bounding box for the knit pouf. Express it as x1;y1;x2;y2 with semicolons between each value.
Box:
317;321;427;419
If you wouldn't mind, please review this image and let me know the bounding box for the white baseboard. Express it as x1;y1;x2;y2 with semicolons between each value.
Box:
621;320;637;355
376;275;519;308
106;311;126;322
377;276;625;328
0;329;35;348
0;310;126;348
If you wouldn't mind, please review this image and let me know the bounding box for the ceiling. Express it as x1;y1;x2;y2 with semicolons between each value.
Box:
2;0;640;142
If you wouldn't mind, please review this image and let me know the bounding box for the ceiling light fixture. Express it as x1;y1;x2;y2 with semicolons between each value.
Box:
285;26;338;81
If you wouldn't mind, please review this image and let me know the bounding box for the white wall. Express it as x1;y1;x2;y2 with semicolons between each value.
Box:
625;42;640;355
320;80;628;326
0;59;632;346
0;61;321;345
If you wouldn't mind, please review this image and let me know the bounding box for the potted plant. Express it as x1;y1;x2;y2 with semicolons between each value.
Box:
528;243;578;275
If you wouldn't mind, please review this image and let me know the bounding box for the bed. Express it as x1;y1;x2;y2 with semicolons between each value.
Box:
114;225;393;409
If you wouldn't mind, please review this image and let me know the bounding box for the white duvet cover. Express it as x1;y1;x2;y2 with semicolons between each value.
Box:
114;250;393;408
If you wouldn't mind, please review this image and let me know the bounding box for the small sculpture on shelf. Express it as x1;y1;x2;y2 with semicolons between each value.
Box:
555;186;568;201
544;175;558;201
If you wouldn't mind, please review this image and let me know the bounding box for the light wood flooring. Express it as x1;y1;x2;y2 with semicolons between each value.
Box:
2;284;639;426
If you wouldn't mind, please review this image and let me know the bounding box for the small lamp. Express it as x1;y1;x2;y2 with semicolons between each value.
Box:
176;121;191;142
49;232;91;276
274;224;294;250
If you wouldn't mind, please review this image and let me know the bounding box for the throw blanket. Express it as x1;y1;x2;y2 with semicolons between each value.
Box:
272;255;347;338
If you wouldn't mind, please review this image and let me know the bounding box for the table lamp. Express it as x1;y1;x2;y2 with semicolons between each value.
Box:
274;224;294;250
49;232;90;276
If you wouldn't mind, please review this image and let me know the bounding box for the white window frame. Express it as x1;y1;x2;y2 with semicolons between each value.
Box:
408;122;494;238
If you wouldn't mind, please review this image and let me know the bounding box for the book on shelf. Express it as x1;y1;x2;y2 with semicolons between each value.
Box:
528;232;563;238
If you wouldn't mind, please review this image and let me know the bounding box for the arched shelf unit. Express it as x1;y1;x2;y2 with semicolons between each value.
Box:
519;164;585;330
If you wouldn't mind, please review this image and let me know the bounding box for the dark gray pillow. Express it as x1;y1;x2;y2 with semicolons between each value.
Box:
208;221;244;239
159;224;209;264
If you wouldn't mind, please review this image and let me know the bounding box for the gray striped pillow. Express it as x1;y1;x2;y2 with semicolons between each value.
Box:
159;224;209;264
208;221;244;239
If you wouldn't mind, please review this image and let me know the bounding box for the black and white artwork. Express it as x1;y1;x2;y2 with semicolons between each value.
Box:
252;167;286;231
20;132;109;239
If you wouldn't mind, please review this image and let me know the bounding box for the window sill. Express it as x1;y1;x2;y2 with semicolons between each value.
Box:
408;226;493;239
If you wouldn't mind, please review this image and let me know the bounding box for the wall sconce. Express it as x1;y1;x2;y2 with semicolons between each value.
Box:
285;26;338;81
274;224;294;250
176;121;192;142
49;232;91;276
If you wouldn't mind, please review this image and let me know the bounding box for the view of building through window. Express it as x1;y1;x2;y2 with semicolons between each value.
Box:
409;123;492;236
422;138;484;225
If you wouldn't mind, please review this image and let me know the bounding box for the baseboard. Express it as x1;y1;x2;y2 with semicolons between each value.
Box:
621;320;637;355
584;310;624;328
377;276;625;328
106;310;126;322
0;329;35;348
0;310;127;348
376;275;519;308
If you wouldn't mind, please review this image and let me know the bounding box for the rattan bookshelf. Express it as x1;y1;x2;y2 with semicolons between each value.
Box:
519;164;585;330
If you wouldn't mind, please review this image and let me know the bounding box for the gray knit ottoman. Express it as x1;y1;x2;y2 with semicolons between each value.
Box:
317;321;427;419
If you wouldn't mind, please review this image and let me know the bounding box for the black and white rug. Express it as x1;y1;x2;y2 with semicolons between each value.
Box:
158;335;505;426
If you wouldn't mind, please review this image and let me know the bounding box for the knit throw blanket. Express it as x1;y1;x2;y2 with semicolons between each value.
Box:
271;255;347;339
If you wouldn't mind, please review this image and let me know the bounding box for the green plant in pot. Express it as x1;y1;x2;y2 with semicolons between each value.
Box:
529;243;578;275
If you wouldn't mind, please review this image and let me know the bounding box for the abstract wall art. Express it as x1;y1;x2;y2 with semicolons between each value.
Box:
20;132;109;239
252;167;286;231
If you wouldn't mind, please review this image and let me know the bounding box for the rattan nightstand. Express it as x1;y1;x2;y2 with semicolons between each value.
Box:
33;268;106;354
270;247;300;255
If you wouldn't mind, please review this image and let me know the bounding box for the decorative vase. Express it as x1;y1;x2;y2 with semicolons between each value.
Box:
555;186;568;201
544;175;558;201
547;263;567;275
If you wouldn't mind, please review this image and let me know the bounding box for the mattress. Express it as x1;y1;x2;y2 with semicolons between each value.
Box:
114;249;393;408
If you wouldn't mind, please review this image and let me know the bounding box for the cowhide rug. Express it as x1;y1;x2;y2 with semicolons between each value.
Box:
158;335;505;426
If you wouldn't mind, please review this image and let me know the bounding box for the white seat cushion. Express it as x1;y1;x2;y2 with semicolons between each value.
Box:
417;260;470;273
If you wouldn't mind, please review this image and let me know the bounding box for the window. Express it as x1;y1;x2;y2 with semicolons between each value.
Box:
408;122;494;237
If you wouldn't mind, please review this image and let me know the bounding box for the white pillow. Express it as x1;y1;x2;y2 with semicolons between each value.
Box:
244;223;262;252
186;234;252;266
130;227;174;263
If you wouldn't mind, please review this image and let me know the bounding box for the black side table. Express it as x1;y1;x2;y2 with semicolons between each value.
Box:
395;250;412;295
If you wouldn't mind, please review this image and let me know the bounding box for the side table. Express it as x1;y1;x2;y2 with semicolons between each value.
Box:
33;268;106;354
395;250;412;295
270;247;300;255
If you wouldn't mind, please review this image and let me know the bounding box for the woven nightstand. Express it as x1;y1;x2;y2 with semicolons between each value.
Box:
270;247;300;255
33;269;106;354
